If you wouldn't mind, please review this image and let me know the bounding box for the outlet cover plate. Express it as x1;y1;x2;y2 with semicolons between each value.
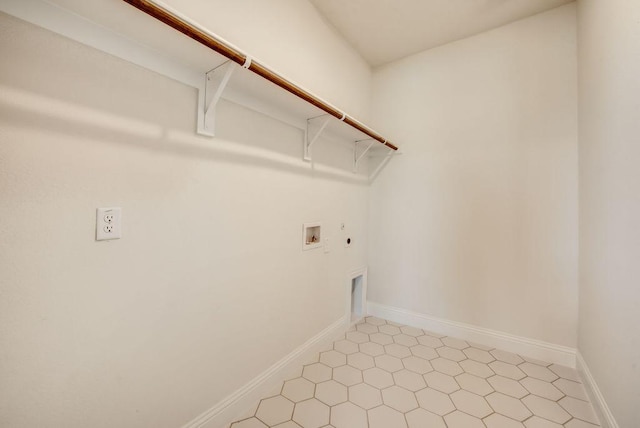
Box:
96;207;121;241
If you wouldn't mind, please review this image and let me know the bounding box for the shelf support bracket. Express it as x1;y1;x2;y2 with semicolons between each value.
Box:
201;61;236;136
369;151;399;181
304;115;332;161
353;139;376;172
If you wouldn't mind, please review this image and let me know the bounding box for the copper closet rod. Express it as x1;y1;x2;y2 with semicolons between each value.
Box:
122;0;398;151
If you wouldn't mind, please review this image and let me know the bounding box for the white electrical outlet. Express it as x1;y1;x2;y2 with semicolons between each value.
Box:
96;207;121;241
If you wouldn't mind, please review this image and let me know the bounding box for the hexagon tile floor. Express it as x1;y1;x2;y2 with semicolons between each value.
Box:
229;317;600;428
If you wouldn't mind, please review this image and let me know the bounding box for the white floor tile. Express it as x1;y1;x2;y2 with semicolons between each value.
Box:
230;318;601;428
382;385;419;412
405;408;446;428
282;378;315;403
484;413;525;427
559;396;600;424
487;375;529;398
449;389;493;418
486;392;533;421
553;378;589;401
522;395;572;424
314;380;347;406
444;410;485;428
367;405;407;428
521;376;564;400
329;402;367;428
255;396;294;426
292;398;329;428
348;383;382;409
456;372;494;396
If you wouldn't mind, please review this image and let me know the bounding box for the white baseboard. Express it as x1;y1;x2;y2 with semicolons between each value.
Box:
367;301;576;367
183;316;348;428
576;352;619;428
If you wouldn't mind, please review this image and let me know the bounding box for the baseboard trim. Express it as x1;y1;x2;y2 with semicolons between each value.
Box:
367;301;576;367
576;351;618;428
183;316;348;428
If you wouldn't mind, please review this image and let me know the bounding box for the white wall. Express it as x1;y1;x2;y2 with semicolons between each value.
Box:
48;0;372;122
369;5;578;347
577;0;640;426
153;0;373;121
0;7;370;428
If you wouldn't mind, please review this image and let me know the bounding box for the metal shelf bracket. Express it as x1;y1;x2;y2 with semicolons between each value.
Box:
201;60;236;137
353;139;376;172
304;115;332;161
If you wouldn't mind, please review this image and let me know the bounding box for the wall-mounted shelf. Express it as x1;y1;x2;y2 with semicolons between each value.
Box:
0;0;400;177
122;0;398;158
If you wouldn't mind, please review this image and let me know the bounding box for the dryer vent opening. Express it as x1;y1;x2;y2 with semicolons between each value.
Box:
351;274;364;322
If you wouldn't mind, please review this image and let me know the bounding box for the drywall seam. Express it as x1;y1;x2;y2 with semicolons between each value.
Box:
576;351;619;428
367;301;577;367
182;315;348;428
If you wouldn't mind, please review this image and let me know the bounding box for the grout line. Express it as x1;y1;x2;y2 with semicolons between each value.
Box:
230;317;601;428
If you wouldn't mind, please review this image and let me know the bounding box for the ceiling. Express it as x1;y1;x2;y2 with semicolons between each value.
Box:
310;0;573;67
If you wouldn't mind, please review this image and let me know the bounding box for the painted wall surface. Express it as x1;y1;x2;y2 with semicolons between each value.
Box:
0;11;369;428
43;0;372;121
155;0;372;120
577;0;640;426
369;5;578;347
